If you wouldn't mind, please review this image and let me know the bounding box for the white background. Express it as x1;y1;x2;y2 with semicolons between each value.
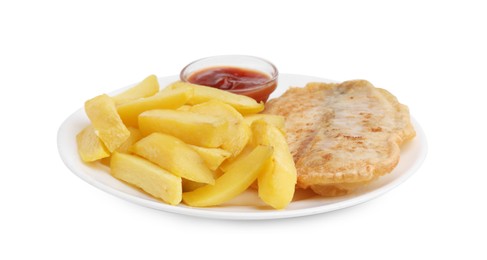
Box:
1;0;485;259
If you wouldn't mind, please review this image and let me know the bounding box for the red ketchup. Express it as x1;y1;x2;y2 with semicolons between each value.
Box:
187;66;277;103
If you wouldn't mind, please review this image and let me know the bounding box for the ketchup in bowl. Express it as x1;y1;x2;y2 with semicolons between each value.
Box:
180;55;278;103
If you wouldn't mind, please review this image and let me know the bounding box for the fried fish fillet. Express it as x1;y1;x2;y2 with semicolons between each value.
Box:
264;80;415;196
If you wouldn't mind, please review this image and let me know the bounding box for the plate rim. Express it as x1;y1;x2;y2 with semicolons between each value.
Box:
57;73;428;220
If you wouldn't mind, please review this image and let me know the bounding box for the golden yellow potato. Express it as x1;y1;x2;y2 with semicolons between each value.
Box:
218;144;253;172
131;133;215;185
181;179;206;193
188;145;231;171
190;100;251;157
112;75;159;105
100;127;142;166
243;114;285;131
115;127;142;153
251;120;297;209
76;125;110;162
167;81;264;115
176;105;192;111
85;94;130;152
110;152;182;205
182;145;273;207
77;75;299;209
117;87;192;127
182;169;224;192
138;109;228;148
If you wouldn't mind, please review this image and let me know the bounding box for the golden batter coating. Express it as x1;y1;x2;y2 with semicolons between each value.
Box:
264;80;415;196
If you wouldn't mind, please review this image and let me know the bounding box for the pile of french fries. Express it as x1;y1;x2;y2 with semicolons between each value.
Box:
76;75;297;209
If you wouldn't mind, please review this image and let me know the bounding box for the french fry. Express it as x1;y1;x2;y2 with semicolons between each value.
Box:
167;81;264;115
76;125;110;162
85;94;130;152
131;133;215;185
110;152;182;205
138;109;229;148
77;76;298;209
189;145;231;171
190;100;251;157
251;120;297;209
112;75;159;105
182;145;273;207
182;169;224;192
117;87;193;127
100;127;142;166
243;114;285;131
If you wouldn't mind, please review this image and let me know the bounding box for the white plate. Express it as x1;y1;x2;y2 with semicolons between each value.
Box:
57;74;427;220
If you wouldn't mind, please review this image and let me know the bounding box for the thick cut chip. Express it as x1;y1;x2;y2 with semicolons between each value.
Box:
113;127;142;153
166;81;264;114
218;143;253;172
76;125;110;162
243;114;285;131
117;87;192;127
182;145;273;207
138;109;228;148
85;94;130;152
176;105;192;111
182;169;224;192
131;133;215;184
100;127;142;166
190;100;250;157
251;120;297;209
110;152;182;205
189;145;231;171
112;75;159;105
